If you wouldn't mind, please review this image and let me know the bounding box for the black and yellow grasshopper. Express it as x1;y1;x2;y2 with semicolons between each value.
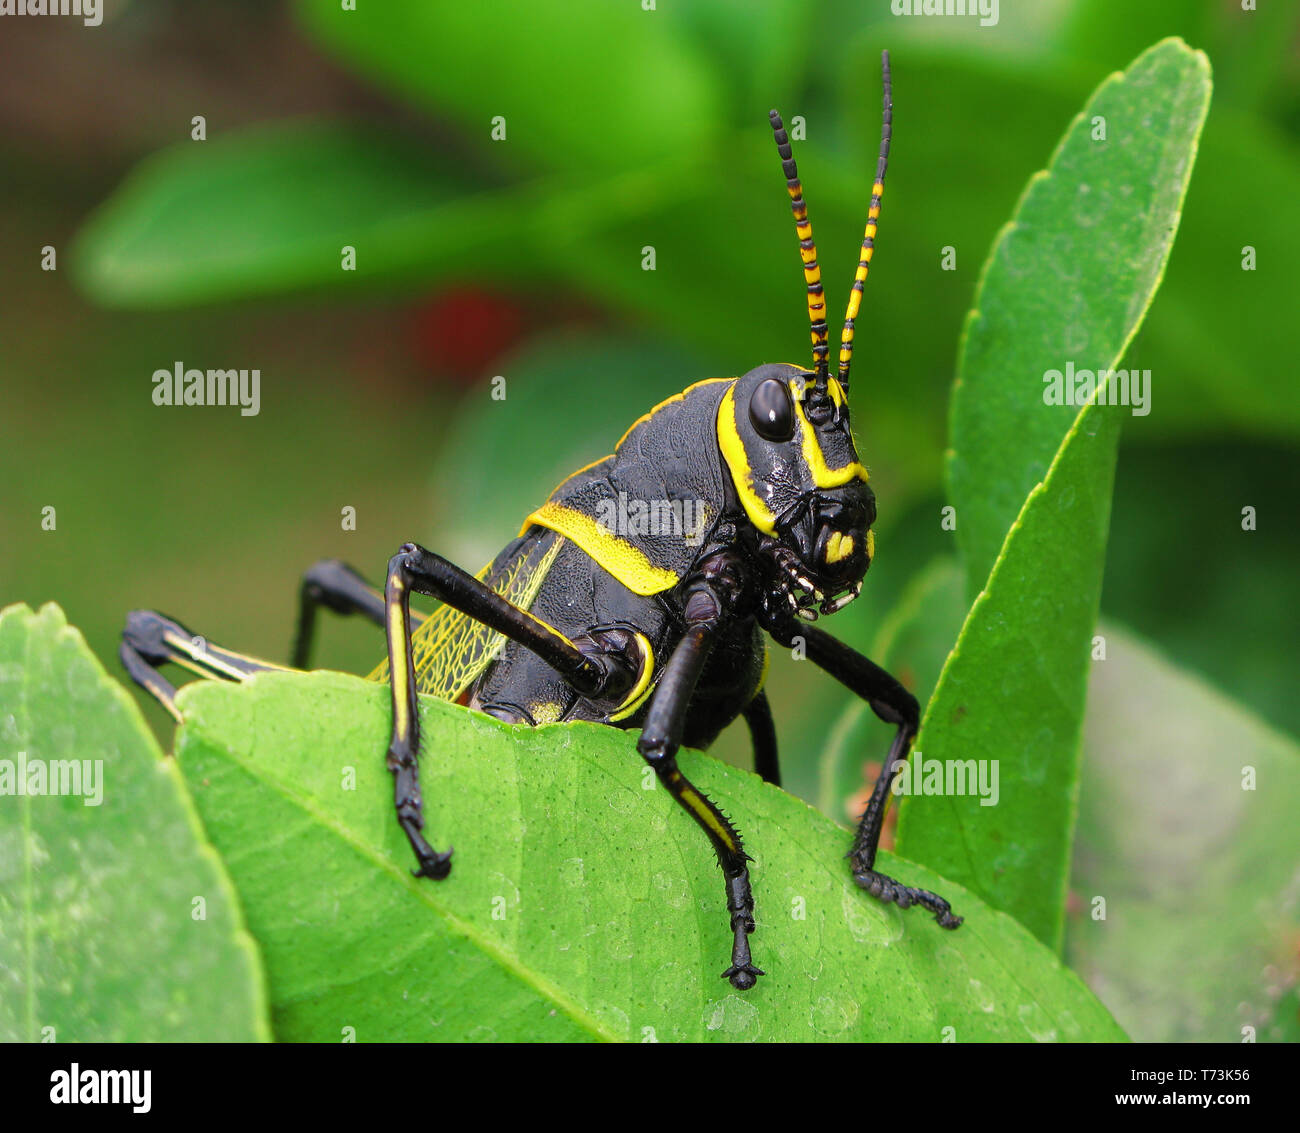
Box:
121;51;960;991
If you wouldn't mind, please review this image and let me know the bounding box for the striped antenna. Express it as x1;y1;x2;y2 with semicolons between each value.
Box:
770;109;830;387
838;49;893;392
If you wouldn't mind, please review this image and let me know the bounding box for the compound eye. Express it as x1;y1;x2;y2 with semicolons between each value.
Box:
749;378;795;442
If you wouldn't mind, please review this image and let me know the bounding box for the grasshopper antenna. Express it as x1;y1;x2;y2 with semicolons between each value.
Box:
837;49;892;393
770;108;830;390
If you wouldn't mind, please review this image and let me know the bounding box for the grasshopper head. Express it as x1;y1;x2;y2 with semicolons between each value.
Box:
718;363;874;621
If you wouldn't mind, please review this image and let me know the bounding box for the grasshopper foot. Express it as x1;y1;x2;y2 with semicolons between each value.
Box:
851;861;962;929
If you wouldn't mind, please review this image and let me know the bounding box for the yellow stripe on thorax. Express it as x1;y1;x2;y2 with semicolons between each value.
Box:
522;502;679;596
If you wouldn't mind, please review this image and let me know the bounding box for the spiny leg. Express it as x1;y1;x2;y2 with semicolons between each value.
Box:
384;542;630;881
292;558;426;669
638;585;763;990
126;557;427;717
743;690;780;787
786;623;961;929
120;609;292;721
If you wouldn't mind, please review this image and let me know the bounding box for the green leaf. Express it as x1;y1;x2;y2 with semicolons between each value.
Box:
1068;624;1300;1043
896;40;1212;952
175;670;1124;1042
71;121;545;308
900;408;1123;955
0;603;269;1042
948;37;1213;595
295;0;721;177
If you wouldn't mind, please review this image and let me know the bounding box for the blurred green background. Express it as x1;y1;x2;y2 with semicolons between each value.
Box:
1;0;1296;1041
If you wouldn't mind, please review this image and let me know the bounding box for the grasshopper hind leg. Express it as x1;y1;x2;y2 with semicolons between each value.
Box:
120;609;291;721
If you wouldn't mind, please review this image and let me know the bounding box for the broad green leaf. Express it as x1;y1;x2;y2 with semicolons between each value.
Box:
896;39;1212;952
175;670;1124;1042
71;122;550;307
0;603;269;1042
948;38;1212;595
1068;624;1300;1043
295;0;722;177
898;403;1122;954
